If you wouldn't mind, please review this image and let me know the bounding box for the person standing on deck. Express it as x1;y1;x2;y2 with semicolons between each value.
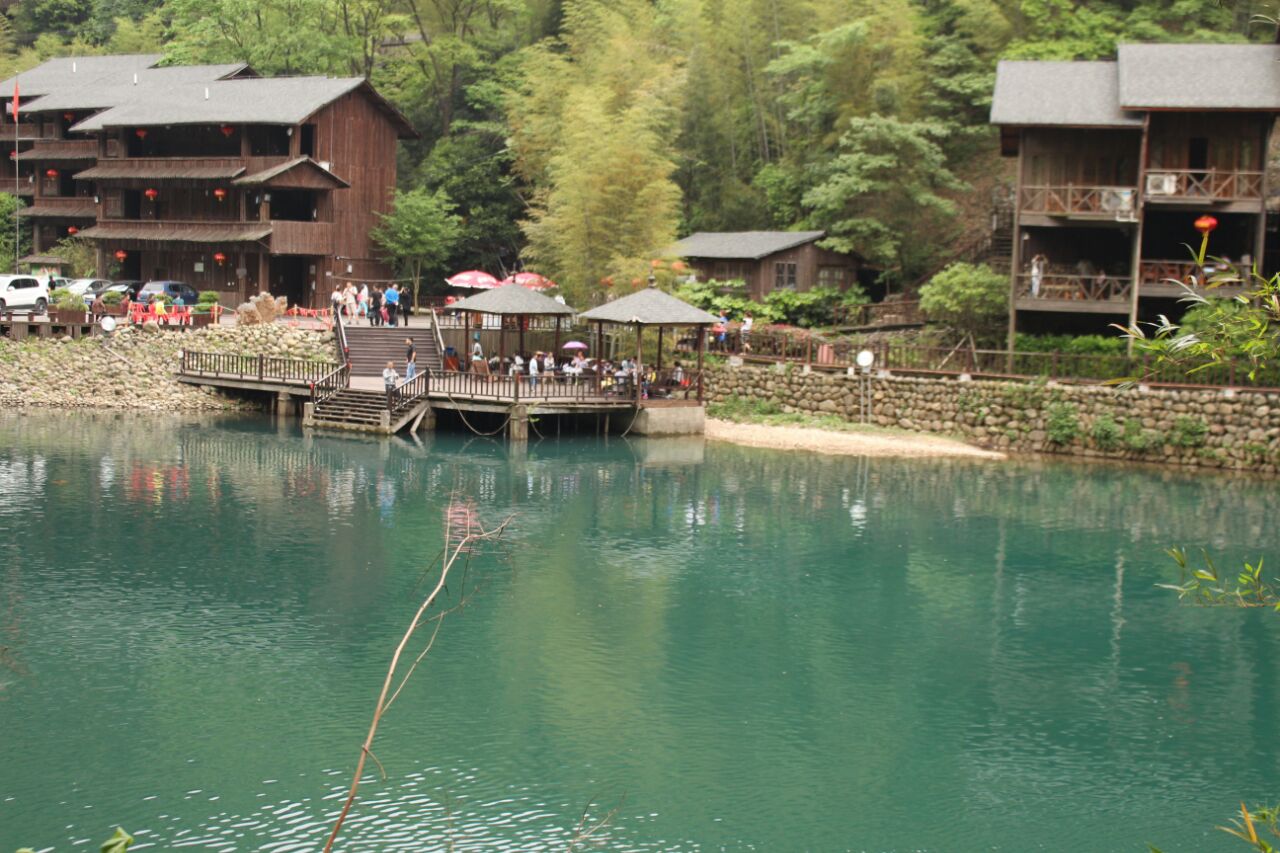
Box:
741;311;753;352
382;360;399;400
528;351;540;390
405;337;417;381
370;286;384;327
384;284;400;327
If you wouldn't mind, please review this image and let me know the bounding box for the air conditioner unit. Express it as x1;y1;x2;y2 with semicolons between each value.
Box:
1101;189;1134;213
1145;173;1177;195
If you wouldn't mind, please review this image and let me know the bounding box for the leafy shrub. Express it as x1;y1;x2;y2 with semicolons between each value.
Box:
1177;298;1254;356
1014;333;1127;355
1091;414;1122;450
101;291;123;306
197;291;220;305
1170;415;1208;448
1045;402;1081;444
1122;418;1162;452
51;288;84;311
919;262;1007;344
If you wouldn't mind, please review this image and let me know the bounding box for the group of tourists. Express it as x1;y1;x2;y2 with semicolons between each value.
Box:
330;282;412;327
382;336;420;396
711;309;753;352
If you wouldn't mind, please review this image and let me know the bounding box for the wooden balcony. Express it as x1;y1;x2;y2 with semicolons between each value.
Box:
1143;169;1264;204
22;196;98;219
20;138;104;161
1019;185;1138;220
1015;273;1132;313
269;220;332;255
1139;259;1250;298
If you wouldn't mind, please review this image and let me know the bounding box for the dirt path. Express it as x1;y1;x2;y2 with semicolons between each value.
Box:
704;418;1006;460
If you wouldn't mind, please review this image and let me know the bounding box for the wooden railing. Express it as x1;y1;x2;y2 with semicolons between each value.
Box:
1019;185;1137;216
718;330;1280;390
180;349;342;384
311;362;350;405
388;369;430;412
1144;169;1264;202
270;220;333;255
1016;273;1132;303
832;300;924;328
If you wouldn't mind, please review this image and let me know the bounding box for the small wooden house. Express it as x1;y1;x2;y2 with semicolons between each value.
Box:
991;44;1280;342
671;231;860;300
0;54;416;308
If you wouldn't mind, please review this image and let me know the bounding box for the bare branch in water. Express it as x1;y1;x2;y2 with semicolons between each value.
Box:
323;512;513;853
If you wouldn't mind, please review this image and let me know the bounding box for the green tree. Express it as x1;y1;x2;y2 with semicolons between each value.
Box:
507;0;684;305
802;115;963;286
918;261;1007;344
371;187;463;311
0;193;30;274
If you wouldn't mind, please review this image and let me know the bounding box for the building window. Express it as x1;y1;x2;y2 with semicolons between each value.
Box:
817;266;846;288
774;261;797;290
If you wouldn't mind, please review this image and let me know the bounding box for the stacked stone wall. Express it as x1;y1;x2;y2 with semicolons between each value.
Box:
705;364;1280;472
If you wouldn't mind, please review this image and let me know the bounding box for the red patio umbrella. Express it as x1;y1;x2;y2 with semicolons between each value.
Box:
500;272;556;291
446;270;500;289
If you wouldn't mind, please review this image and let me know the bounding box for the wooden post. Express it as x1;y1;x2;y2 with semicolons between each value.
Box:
1007;128;1025;366
635;322;643;402
518;315;525;364
553;315;561;362
498;313;505;375
596;321;603;363
656;326;664;371
1126;113;1151;356
696;326;705;402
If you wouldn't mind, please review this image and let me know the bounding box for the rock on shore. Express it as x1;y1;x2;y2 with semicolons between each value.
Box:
0;323;336;411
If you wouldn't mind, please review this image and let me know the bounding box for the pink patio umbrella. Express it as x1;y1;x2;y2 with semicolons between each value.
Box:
562;340;588;350
446;270;500;289
500;272;556;291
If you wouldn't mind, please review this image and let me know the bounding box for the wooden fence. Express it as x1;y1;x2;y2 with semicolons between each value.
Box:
180;350;342;385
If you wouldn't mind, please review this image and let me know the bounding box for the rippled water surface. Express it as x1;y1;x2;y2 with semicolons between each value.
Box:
2;413;1279;852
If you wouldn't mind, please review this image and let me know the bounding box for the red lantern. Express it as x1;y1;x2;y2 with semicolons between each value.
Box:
114;250;127;262
213;251;227;265
220;125;235;138
45;168;58;179
1194;215;1218;235
144;188;158;201
135;128;147;139
213;188;227;202
7;150;14;160
66;226;78;235
63;112;74;122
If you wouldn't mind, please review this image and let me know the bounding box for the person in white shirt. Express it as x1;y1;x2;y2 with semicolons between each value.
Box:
528;351;540;390
382;361;399;399
741;311;754;352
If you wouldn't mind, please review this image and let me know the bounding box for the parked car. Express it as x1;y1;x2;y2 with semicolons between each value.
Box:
112;280;145;300
137;280;199;307
63;278;110;298
0;275;49;314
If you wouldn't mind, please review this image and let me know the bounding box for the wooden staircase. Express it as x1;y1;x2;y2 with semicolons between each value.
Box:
311;388;393;430
343;326;443;378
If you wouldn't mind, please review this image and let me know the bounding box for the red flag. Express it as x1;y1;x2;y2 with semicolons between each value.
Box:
10;81;17;123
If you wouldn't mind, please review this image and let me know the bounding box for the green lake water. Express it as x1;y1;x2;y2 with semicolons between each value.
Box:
1;413;1278;852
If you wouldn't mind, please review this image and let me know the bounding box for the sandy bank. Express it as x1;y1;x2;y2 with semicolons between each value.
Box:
705;418;1006;460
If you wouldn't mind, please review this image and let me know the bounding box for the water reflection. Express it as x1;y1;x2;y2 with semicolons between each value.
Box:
0;412;1278;851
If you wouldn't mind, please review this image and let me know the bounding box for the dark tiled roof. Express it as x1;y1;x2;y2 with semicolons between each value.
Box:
74;161;247;180
671;230;826;260
1118;44;1280;109
446;283;575;315
19;254;68;265
578;288;717;326
232;156;350;188
78;223;272;243
22;200;98;219
0;55;164;98
991;61;1143;128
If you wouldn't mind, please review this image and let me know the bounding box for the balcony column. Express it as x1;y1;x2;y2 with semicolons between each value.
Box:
257;253;269;297
1007;132;1025;354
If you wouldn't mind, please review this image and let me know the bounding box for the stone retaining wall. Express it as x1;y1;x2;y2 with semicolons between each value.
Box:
705;363;1280;472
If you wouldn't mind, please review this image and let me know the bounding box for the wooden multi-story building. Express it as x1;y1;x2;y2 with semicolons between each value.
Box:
0;54;414;307
991;44;1279;343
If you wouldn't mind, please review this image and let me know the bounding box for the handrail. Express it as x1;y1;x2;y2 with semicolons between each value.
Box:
388;369;430;412
311;362;350;406
179;349;342;385
333;303;350;366
718;330;1280;391
429;307;447;363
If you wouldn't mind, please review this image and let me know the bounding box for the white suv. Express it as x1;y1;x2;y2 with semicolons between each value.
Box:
0;275;49;315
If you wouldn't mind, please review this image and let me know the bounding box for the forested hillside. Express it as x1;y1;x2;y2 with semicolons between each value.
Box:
0;0;1265;301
